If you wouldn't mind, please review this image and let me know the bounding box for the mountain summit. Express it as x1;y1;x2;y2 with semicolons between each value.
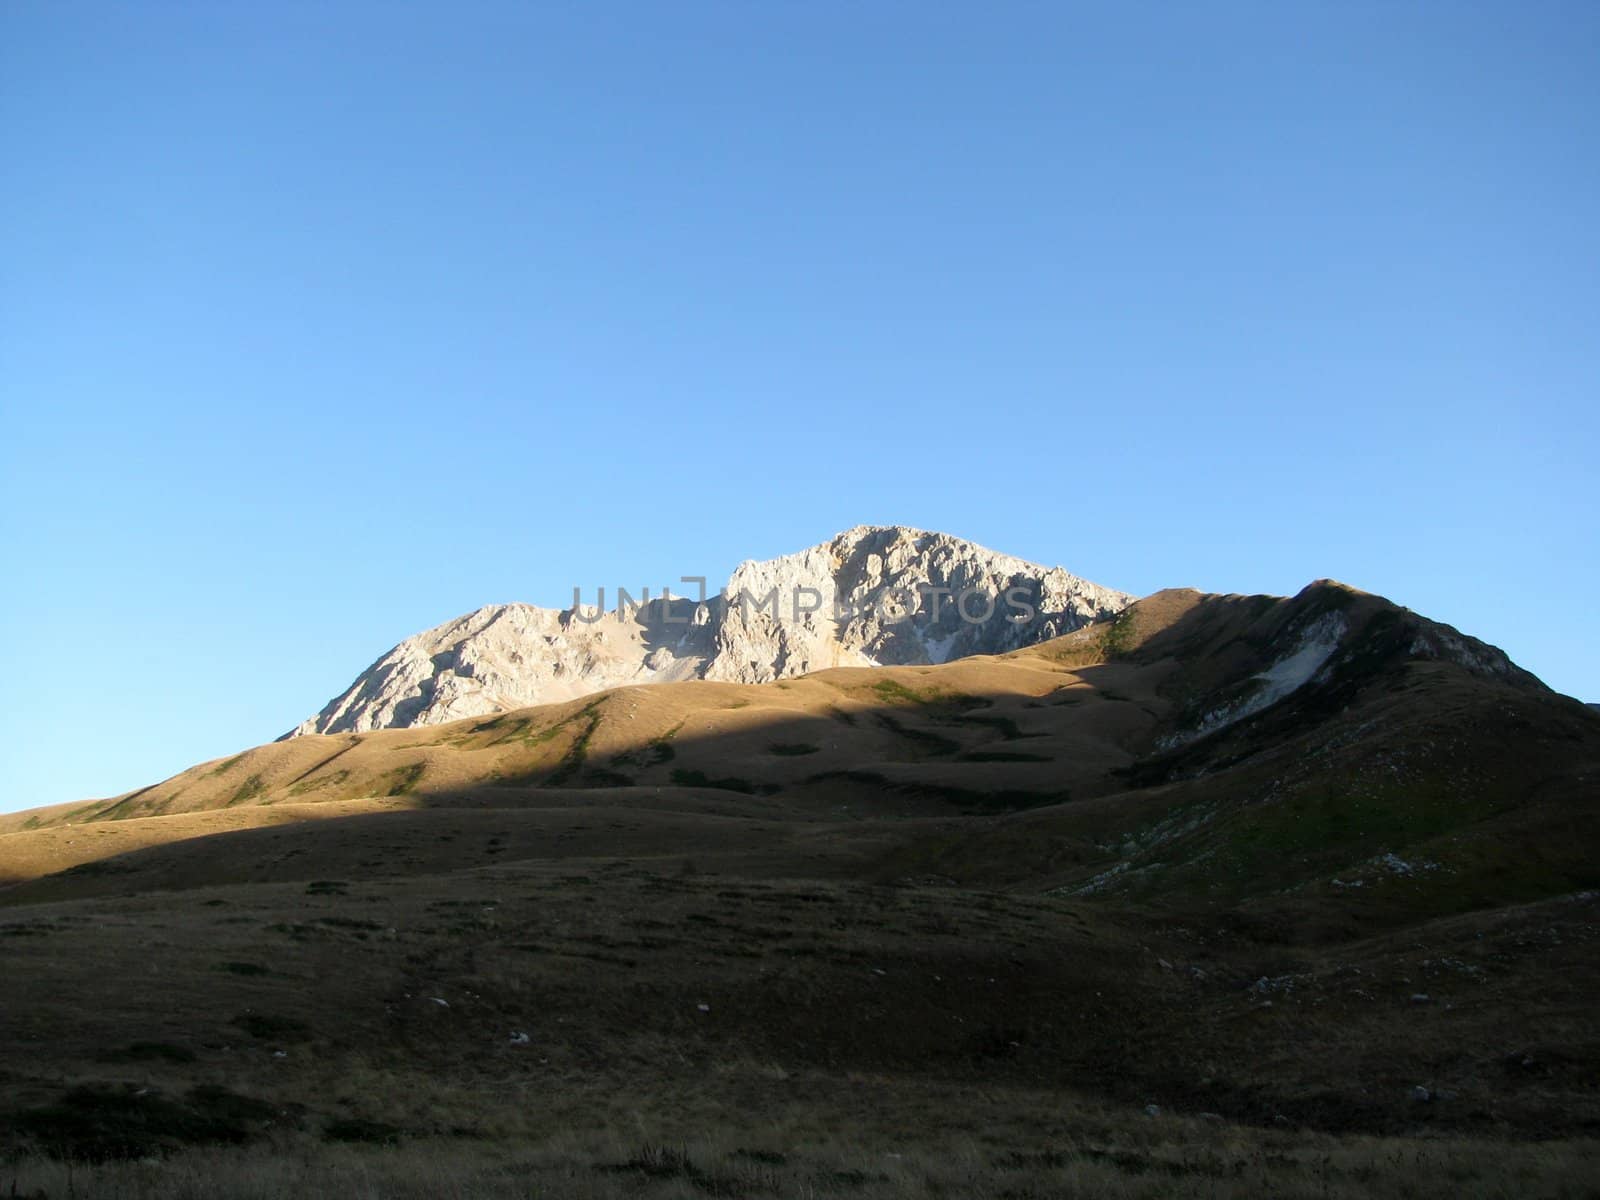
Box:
287;526;1132;737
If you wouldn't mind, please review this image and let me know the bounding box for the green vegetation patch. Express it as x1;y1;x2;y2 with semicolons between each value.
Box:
1099;609;1137;658
540;700;606;786
207;754;248;777
287;768;351;797
1227;775;1501;864
83;784;162;823
383;761;426;796
868;680;989;713
614;720;683;768
227;774;267;806
870;679;932;706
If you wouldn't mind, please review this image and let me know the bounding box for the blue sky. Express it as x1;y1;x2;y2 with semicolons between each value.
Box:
2;2;1596;814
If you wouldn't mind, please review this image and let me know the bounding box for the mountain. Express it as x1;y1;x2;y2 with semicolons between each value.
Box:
14;579;1594;930
286;526;1132;737
5;577;1599;1185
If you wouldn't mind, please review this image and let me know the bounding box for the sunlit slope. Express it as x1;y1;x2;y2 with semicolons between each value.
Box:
4;581;1595;923
5;640;1159;829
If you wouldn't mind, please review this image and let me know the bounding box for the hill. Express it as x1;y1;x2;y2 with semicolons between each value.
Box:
2;580;1597;1197
8;580;1593;926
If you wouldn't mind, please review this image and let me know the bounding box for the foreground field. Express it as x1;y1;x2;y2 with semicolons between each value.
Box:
4;860;1598;1197
8;1111;1598;1199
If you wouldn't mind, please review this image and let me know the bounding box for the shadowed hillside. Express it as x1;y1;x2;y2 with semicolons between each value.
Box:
2;582;1597;1196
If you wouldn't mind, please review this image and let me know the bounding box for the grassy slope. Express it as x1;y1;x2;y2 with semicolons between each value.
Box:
2;583;1598;1195
7;581;1592;927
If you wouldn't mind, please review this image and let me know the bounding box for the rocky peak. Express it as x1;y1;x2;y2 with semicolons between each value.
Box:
708;525;1129;681
286;526;1132;737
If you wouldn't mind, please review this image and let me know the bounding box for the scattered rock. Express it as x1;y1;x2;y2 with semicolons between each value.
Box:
1144;1104;1161;1117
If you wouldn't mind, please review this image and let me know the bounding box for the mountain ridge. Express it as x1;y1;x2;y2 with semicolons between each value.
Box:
12;577;1592;927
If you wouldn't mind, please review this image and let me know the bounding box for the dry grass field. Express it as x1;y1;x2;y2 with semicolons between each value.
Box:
3;585;1598;1196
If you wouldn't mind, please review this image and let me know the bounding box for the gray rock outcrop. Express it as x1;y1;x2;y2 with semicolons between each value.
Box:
286;526;1132;737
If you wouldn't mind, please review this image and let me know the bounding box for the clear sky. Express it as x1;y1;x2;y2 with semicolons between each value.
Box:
2;2;1596;815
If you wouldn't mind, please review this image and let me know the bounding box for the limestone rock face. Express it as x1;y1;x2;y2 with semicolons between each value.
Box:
286;526;1133;737
704;526;1130;682
286;600;717;737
